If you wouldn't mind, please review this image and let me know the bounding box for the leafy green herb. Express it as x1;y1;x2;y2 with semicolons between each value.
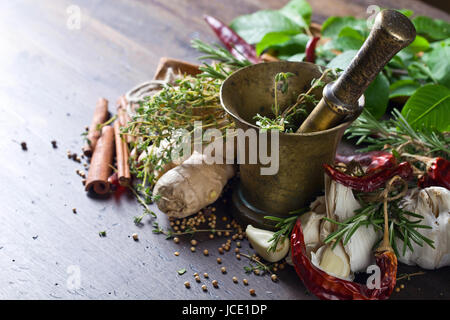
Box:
264;207;308;252
99;231;106;237
323;199;434;256
346;108;450;157
401;84;450;132
177;268;187;275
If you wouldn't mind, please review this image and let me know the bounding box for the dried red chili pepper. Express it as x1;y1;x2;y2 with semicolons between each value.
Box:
418;157;450;190
335;151;396;174
204;15;262;64
305;36;320;63
108;172;127;199
323;161;413;192
290;219;397;300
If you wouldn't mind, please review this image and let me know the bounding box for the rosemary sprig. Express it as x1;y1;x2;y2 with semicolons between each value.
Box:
346;108;450;158
264;207;309;252
323;199;435;256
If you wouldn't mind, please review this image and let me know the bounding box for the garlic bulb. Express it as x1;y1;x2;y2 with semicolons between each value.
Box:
246;225;290;262
325;177;379;273
311;242;352;280
396;187;450;269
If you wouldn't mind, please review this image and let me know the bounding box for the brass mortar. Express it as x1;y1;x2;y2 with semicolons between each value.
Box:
220;61;363;229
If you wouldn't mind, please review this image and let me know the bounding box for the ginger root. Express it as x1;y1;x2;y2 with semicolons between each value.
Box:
153;151;235;218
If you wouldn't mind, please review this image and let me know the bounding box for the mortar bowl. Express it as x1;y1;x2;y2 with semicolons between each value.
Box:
220;61;363;230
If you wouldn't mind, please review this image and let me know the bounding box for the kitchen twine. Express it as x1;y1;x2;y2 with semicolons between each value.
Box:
124;67;180;118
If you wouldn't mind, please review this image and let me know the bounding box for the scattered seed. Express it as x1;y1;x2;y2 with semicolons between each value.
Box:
395;287;400;293
249;289;256;296
221;267;226;274
51;140;57;149
236;254;241;260
173;237;180;244
20;142;28;151
212;280;218;288
203;273;209;279
174;251;180;256
222;216;227;221
234;248;240;253
232;276;238;283
209;234;214;240
190;247;196;252
72;208;77;214
184;281;190;288
225;231;230;237
201;285;207;291
217;258;222;264
236;242;241;248
253;269;260;275
271;274;278;282
218;248;224;254
400;284;405;289
193;272;199;277
224;245;230;252
203;249;209;256
132;233;139;241
243;279;248;286
195;276;201;282
190;239;198;246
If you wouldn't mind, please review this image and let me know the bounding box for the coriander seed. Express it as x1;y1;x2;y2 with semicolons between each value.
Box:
201;285;207;291
184;281;190;288
212;280;218;288
190;239;198;246
203;249;209;256
203;273;209;279
232;276;238;283
190;247;196;252
132;233;139;241
174;252;180;256
221;267;226;274
243;279;248;286
249;289;256;296
173;237;180;244
217;258;222;264
271;274;278;282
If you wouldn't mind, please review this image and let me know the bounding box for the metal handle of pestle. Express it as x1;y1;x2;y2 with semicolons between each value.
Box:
297;9;416;133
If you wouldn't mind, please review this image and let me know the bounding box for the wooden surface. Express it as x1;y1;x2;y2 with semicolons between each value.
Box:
0;0;448;300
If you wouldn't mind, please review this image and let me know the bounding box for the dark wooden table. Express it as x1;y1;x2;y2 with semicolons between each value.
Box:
1;0;448;300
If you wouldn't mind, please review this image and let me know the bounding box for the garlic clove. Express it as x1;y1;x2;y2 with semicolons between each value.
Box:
327;179;361;222
300;211;325;258
344;226;379;273
246;225;290;263
311;242;352;280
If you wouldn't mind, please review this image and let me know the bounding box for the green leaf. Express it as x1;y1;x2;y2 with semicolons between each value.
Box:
403;35;430;54
397;9;414;18
321;16;367;38
279;0;312;28
286;53;305;62
423;40;450;88
327;50;389;118
401;84;450;132
364;73;390;119
326;50;357;69
412;16;450;41
334;29;364;51
230;10;301;44
389;79;421;99
177;268;187;275
256;32;292;55
272;33;310;58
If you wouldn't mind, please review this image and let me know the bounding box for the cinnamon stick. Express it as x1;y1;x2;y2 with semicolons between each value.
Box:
113;120;131;186
85;125;115;195
83;98;109;157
